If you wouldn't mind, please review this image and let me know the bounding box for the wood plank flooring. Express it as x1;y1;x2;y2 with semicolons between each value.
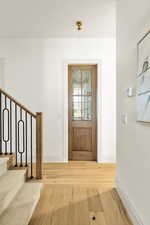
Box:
29;162;133;225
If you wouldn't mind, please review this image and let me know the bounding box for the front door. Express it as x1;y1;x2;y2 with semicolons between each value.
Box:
68;65;97;161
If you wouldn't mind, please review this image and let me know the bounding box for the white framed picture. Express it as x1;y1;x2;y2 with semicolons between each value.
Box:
137;30;150;122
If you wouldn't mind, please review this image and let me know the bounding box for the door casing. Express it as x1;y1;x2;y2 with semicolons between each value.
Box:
68;64;97;161
63;60;102;163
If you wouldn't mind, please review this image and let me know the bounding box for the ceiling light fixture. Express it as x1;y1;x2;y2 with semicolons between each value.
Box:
76;21;82;31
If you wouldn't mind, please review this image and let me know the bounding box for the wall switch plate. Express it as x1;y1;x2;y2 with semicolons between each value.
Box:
121;113;128;126
126;87;134;97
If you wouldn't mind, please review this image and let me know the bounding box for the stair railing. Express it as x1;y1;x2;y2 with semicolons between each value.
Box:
0;88;43;179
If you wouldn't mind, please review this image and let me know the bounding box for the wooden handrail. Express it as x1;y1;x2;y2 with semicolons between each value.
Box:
0;88;36;118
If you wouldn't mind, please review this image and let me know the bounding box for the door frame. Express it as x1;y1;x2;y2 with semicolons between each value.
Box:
63;59;102;163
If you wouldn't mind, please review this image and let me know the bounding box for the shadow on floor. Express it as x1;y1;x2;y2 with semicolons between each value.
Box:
29;186;133;225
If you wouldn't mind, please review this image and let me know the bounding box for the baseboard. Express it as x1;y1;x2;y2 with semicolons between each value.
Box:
116;177;144;225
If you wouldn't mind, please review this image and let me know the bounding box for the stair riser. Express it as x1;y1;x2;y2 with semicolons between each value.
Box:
0;174;25;215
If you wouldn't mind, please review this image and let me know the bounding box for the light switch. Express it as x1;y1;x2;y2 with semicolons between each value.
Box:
126;87;134;97
121;113;128;126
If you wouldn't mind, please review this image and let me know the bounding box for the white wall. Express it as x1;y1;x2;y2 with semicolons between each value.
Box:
0;38;116;162
0;59;4;88
117;1;150;224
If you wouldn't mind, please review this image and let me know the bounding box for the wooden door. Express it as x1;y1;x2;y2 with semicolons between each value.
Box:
68;65;97;161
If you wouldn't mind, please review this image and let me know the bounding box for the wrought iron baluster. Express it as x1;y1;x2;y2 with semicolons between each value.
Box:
30;115;33;178
10;100;12;154
15;103;18;167
3;96;10;155
25;111;28;167
18;108;25;167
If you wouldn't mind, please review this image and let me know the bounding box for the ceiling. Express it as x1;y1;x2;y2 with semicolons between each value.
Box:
0;0;116;38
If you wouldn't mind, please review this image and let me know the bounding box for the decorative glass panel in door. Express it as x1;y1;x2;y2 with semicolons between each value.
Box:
72;70;92;121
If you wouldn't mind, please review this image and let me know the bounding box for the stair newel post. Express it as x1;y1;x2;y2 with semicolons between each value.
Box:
36;112;43;179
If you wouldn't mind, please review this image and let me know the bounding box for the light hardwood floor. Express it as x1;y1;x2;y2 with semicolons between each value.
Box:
29;162;133;225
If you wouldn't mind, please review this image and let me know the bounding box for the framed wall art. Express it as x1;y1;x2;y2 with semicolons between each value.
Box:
137;30;150;122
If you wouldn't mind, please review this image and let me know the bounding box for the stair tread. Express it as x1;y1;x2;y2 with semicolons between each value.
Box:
0;183;42;225
0;170;26;215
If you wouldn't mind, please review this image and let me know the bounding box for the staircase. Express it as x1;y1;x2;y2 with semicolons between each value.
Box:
0;157;42;225
0;88;43;224
0;88;43;179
